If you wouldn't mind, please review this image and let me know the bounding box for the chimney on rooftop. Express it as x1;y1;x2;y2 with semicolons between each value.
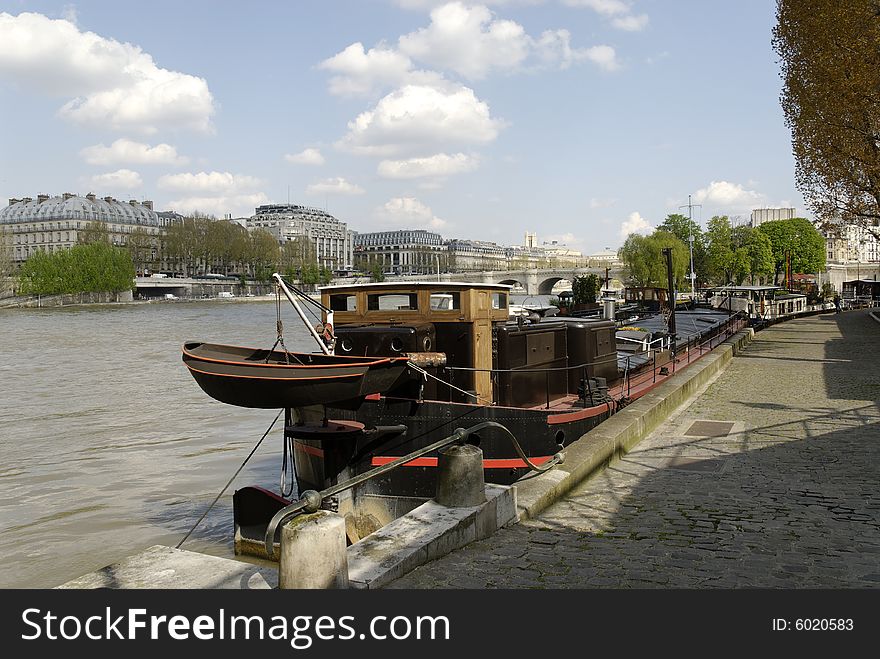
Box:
86;193;96;202
129;199;138;206
143;200;153;210
62;192;74;200
104;196;113;203
37;194;49;204
8;198;20;206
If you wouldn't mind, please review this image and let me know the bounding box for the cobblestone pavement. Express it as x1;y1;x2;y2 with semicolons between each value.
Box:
391;310;880;588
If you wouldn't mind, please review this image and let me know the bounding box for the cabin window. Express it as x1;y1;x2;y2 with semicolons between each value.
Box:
329;294;357;312
367;292;418;311
491;292;508;310
429;291;461;311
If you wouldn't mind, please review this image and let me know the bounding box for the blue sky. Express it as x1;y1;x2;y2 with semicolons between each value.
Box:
0;0;801;254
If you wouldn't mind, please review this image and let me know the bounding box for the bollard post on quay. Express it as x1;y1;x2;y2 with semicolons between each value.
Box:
279;510;349;589
435;443;487;508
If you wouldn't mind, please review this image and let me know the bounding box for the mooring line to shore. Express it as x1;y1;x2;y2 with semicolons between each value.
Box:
176;409;284;549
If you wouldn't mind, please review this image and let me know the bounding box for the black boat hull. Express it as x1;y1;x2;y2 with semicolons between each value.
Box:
291;396;610;499
182;342;411;408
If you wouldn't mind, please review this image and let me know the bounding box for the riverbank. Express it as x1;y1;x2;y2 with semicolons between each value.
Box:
390;308;880;588
0;291;285;309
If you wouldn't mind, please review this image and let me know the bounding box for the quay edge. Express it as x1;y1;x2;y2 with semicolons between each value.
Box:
512;328;754;522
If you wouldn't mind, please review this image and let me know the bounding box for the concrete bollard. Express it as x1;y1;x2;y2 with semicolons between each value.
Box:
435;444;487;507
279;511;349;589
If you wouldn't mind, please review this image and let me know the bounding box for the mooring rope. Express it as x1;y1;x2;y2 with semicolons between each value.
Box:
175;409;284;549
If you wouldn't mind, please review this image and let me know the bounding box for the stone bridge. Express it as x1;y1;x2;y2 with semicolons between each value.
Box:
386;267;625;296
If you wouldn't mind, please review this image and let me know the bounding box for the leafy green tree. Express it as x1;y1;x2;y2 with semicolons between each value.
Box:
281;235;317;279
369;261;385;282
657;213;708;288
757;217;826;284
126;226;155;275
78;220;110;245
732;225;774;284
248;228;280;281
706;216;738;284
572;273;600;305
773;0;880;238
18;243;134;295
619;230;688;289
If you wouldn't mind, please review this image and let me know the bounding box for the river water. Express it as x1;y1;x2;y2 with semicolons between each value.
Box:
0;294;553;588
0;298;317;588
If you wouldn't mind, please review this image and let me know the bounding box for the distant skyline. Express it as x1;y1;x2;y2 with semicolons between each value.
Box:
0;0;804;253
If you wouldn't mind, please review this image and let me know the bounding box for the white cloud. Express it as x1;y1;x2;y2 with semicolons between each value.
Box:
158;171;263;194
0;12;215;133
590;197;617;209
338;83;502;156
398;2;531;80
612;14;649;31
375;196;447;230
80;138;188;166
563;0;649;32
284;148;325;166
693;180;764;208
394;0;534;8
377;152;479;179
563;0;629;16
89;168;142;191
165;193;270;219
620;211;653;238
533;30;618;71
318;42;416;97
305;177;365;196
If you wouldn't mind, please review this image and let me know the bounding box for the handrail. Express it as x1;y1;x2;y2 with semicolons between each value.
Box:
263;421;565;559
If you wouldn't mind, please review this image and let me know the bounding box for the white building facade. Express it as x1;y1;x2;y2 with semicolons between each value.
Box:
0;193;160;264
354;229;446;275
750;207;796;228
247;204;354;270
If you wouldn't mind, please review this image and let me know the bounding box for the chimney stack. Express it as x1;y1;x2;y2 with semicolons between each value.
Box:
143;200;153;210
62;192;74;200
86;193;96;202
8;198;20;207
37;194;49;204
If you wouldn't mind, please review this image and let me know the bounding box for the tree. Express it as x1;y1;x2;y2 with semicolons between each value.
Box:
0;226;12;277
248;228;280;281
280;235;317;279
369;262;385;282
126;226;154;275
18;243;134;295
773;0;880;238
757;217;826;284
732;225;774;284
656;213;709;288
618;230;688;289
571;274;600;305
78;220;110;245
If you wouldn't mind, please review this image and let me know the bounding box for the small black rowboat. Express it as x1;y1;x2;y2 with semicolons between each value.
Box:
182;342;411;409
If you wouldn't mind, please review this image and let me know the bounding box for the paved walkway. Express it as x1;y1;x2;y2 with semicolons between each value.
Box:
391;309;880;588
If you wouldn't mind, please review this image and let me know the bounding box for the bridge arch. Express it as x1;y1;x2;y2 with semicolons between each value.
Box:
497;278;525;291
538;276;568;295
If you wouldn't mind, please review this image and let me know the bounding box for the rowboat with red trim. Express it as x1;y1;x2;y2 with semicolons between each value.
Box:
182;342;410;408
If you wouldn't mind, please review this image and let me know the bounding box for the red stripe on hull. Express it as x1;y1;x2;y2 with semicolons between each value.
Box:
369;455;554;469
